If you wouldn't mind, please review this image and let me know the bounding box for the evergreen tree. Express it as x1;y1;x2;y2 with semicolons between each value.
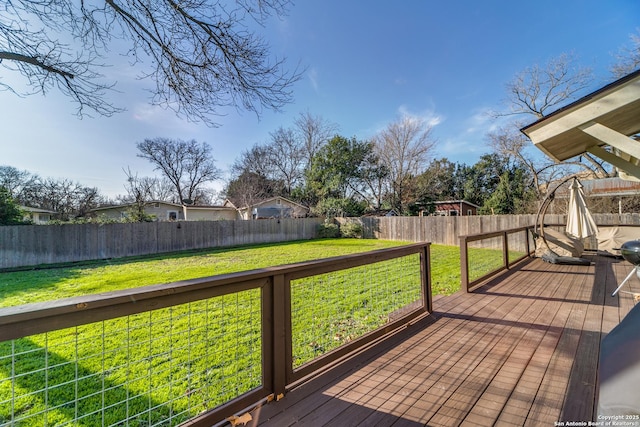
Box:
0;186;25;225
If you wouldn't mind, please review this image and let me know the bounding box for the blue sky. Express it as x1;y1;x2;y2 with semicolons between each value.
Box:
1;1;639;199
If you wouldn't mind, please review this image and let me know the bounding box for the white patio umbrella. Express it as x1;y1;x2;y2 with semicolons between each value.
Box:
566;178;598;239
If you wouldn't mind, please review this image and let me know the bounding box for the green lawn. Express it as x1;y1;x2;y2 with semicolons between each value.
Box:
0;239;416;308
0;238;516;426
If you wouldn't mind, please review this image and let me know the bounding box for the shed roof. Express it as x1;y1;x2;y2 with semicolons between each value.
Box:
433;200;480;208
521;69;640;179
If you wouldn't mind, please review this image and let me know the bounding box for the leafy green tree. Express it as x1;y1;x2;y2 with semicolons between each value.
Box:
306;135;383;216
0;186;25;225
463;155;536;215
414;158;459;213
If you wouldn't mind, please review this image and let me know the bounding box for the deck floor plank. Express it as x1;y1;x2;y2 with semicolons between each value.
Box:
251;255;639;427
462;262;577;426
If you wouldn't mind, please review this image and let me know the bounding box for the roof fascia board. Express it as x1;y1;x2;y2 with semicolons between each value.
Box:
521;69;640;134
524;78;640;143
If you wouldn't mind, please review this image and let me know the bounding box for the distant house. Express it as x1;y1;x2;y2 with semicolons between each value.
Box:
88;198;309;221
90;201;237;222
181;205;238;221
226;196;310;220
90;201;186;221
21;206;57;224
432;200;479;216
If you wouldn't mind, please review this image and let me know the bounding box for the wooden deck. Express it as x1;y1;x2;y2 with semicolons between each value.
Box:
246;254;639;426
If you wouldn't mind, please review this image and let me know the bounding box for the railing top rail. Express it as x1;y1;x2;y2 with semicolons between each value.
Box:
0;242;430;341
460;225;534;243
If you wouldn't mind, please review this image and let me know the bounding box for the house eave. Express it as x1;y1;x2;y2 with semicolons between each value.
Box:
521;69;640;178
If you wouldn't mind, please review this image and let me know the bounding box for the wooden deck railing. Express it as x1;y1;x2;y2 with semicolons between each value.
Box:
460;226;535;292
0;242;431;426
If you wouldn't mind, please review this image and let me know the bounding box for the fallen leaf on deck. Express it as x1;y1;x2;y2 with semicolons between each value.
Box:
227;412;252;426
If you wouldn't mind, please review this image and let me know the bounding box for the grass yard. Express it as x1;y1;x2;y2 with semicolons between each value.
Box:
0;239;414;308
0;238;521;426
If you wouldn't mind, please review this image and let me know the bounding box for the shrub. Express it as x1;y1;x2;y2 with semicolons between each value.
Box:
317;220;340;238
0;186;27;225
340;221;363;238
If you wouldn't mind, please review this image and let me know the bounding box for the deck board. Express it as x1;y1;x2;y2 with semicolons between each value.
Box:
248;255;639;427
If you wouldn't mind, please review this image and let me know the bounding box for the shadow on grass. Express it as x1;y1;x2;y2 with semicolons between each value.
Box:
0;337;187;426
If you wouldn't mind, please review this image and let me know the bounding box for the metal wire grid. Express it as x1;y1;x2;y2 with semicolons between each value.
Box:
0;288;262;426
290;253;423;368
468;236;506;282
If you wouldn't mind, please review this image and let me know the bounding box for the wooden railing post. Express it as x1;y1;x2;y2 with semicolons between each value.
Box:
460;236;470;292
420;244;432;313
503;231;509;269
270;274;288;397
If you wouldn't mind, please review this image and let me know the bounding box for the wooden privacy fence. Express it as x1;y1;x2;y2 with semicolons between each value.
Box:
3;213;640;269
0;218;323;269
340;213;640;244
339;215;556;245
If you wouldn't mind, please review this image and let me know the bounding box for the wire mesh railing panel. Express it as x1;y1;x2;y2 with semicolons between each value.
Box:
507;230;529;265
0;288;262;426
467;236;505;282
290;253;423;369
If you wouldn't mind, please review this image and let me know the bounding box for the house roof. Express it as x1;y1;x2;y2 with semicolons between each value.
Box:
222;199;238;209
90;200;182;212
90;201;231;212
521;69;640;179
236;196;309;211
553;177;640;198
20;206;57;214
183;205;235;211
433;200;480;208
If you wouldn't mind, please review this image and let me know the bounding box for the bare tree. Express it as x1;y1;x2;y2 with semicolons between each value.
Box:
224;170;278;208
232;143;275;179
492;53;614;193
374;116;436;214
120;167;175;221
136;138;221;204
0;165;36;198
611;28;640;78
293;111;339;171
499;53;593;119
487;124;609;200
21;177;102;220
0;0;302;124
268;126;305;195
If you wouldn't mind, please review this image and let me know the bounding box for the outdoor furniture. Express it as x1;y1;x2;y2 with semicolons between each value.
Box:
534;176;595;265
612;240;640;297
